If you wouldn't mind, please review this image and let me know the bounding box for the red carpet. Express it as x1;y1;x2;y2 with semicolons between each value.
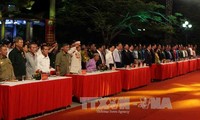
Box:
37;71;200;120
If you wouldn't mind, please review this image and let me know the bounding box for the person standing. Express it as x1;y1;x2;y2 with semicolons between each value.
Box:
55;44;71;76
81;45;90;69
9;37;26;80
155;48;161;64
121;44;132;67
0;45;15;81
48;42;59;68
144;44;152;66
36;45;50;73
70;45;82;74
25;43;38;79
113;43;123;68
87;43;96;59
68;41;81;56
105;45;115;69
133;45;139;64
151;44;156;64
96;44;105;67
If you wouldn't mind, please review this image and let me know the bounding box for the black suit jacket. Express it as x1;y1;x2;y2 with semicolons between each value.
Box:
170;50;176;61
150;49;155;63
121;50;132;66
164;50;170;59
144;49;152;66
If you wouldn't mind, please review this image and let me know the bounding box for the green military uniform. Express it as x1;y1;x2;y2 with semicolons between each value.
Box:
55;51;71;76
0;56;15;81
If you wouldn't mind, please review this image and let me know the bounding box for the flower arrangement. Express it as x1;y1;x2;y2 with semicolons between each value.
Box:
32;70;41;80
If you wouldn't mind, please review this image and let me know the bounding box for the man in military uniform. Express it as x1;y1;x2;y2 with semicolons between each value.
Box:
0;45;15;81
55;44;71;76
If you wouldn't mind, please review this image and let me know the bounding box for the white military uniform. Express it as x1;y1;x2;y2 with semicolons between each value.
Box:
70;50;82;74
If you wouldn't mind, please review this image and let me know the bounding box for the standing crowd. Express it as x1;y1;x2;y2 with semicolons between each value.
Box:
0;37;198;81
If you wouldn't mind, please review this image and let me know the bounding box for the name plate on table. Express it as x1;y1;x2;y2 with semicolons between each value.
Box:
126;65;130;69
112;67;116;71
81;70;87;74
41;73;48;80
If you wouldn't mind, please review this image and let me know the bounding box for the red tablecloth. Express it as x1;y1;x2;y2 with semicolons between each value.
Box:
0;77;72;120
68;71;122;102
117;67;151;90
189;59;198;72
177;60;189;75
154;62;177;80
197;58;200;70
150;64;157;80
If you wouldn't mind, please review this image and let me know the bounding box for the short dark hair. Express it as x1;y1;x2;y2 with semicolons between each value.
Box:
41;45;48;50
28;42;37;48
116;42;122;47
14;37;23;43
0;44;7;50
2;39;11;45
62;43;69;47
96;44;103;49
108;44;114;49
23;43;28;47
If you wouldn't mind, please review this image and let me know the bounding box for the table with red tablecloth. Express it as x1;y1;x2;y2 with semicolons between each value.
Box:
68;71;122;102
177;60;190;75
153;62;177;80
189;59;198;72
117;67;151;90
0;77;72;120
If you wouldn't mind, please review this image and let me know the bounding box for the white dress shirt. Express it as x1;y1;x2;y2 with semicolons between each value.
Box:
36;48;42;56
182;50;185;58
193;50;196;57
184;50;188;57
7;48;13;58
105;50;115;67
133;50;138;59
188;47;193;56
97;50;105;64
37;54;50;73
113;48;121;63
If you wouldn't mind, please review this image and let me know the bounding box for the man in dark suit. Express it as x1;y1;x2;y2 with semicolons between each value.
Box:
96;44;105;69
144;44;152;66
9;37;26;80
170;45;177;61
150;44;156;64
159;45;166;62
121;44;132;67
164;45;171;60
